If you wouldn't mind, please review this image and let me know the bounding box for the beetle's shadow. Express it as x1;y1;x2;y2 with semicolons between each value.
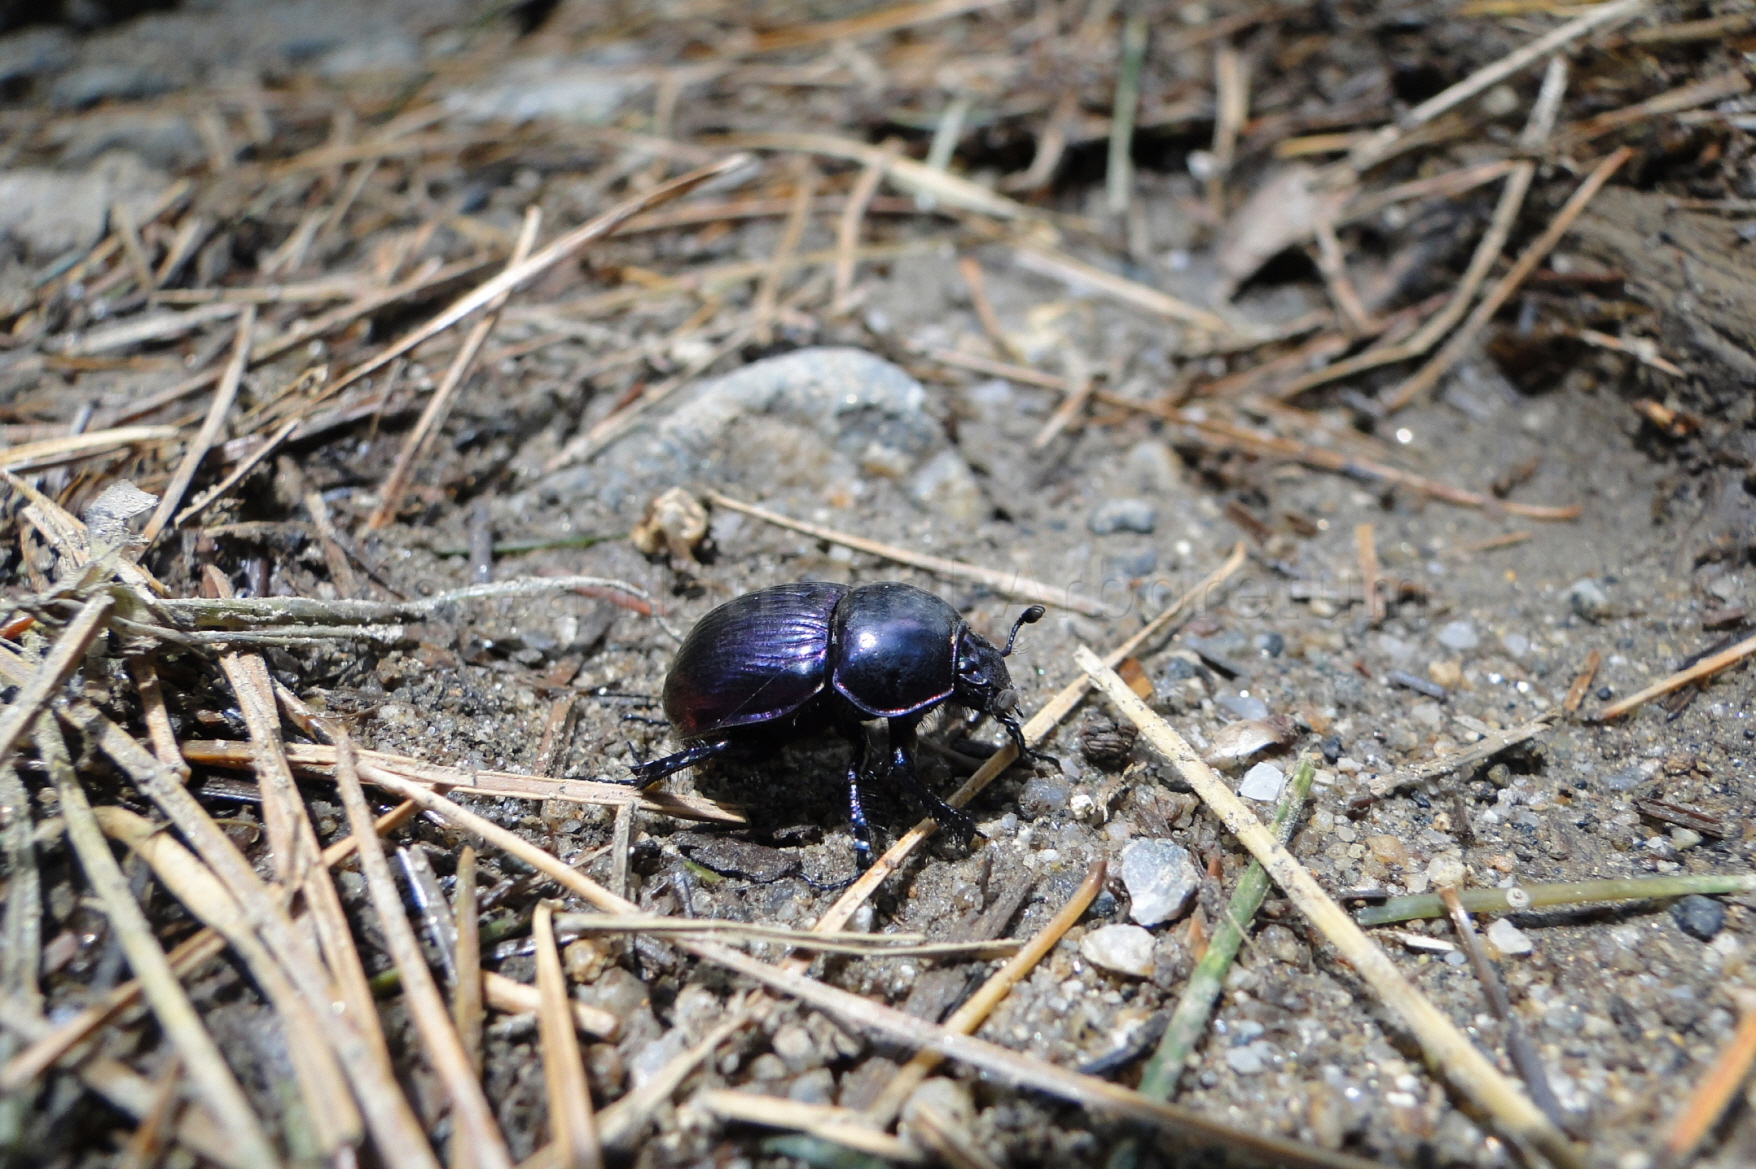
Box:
679;729;971;854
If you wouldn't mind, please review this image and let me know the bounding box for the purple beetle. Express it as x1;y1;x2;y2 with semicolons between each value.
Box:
629;581;1046;863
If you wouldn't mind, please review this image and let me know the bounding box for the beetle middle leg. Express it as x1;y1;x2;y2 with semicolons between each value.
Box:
886;718;978;843
839;726;875;870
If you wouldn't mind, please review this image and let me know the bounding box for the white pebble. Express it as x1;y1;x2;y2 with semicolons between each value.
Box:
1080;924;1156;978
1486;917;1532;956
1237;762;1285;802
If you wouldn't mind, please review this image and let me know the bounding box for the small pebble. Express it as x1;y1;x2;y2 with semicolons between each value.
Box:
1501;632;1531;657
1224;1042;1270;1075
1670;827;1703;850
1437;621;1479;651
1081;923;1157;978
1387;669;1446;699
1486;918;1532;956
1672;895;1726;942
1121;839;1201;926
1217;692;1269;720
1088;498;1157;535
1254;631;1285;657
1237;762;1285;803
1567;578;1612;621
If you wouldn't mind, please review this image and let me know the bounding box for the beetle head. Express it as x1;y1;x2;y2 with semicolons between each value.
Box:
953;606;1057;770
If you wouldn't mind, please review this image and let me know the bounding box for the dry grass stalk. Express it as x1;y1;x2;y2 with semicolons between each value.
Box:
833;140;902;312
1311;217;1373;336
1031;348;1093;449
1014;244;1232;333
1441;530;1533;557
1657;993;1756;1169
955;255;1018;361
1358;874;1756;927
1207;43;1249;217
1106;11;1150;215
724;132;1037;222
753;161;817;346
549;913;1020;958
178;739;744;823
140;307;255;545
1369;714;1556;798
1381;146;1631;412
1436;885;1570;1132
808;543;1246;935
326;154;752;401
0;426;179;473
865;860;1107;1127
1558;68;1751;150
702;490;1108;615
533;903;602;1169
337;735;516;1169
94;806;365;1157
1342;0;1647;172
1355;522;1384;625
480;974;618;1039
1077;649;1585;1169
1589;632;1756;722
34;720;281;1168
699;1091;923;1162
370;205;542;529
203;567;313;882
453;845;486;1112
749;0;1007;53
1563;649;1602;716
608;801;634;903
0;592;113;768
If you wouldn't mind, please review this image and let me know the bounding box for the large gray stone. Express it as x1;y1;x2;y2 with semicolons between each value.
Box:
551;347;968;521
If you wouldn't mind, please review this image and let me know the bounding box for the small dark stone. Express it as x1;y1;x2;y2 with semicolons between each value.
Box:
1254;631;1285;657
1320;736;1343;763
1596;686;1613;701
673;834;800;884
1671;894;1725;942
1162;656;1201;682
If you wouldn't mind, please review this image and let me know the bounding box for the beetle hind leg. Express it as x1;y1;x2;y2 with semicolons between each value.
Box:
622;738;731;787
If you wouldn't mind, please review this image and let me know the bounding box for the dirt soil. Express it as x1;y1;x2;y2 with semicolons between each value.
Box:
3;2;1756;1169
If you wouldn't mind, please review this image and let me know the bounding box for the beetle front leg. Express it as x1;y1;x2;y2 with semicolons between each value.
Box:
886;718;978;844
622;738;731;787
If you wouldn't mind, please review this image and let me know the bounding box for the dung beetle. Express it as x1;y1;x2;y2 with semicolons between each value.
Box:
628;581;1048;864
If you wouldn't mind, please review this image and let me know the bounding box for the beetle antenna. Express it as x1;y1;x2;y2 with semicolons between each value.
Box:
1000;605;1046;656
